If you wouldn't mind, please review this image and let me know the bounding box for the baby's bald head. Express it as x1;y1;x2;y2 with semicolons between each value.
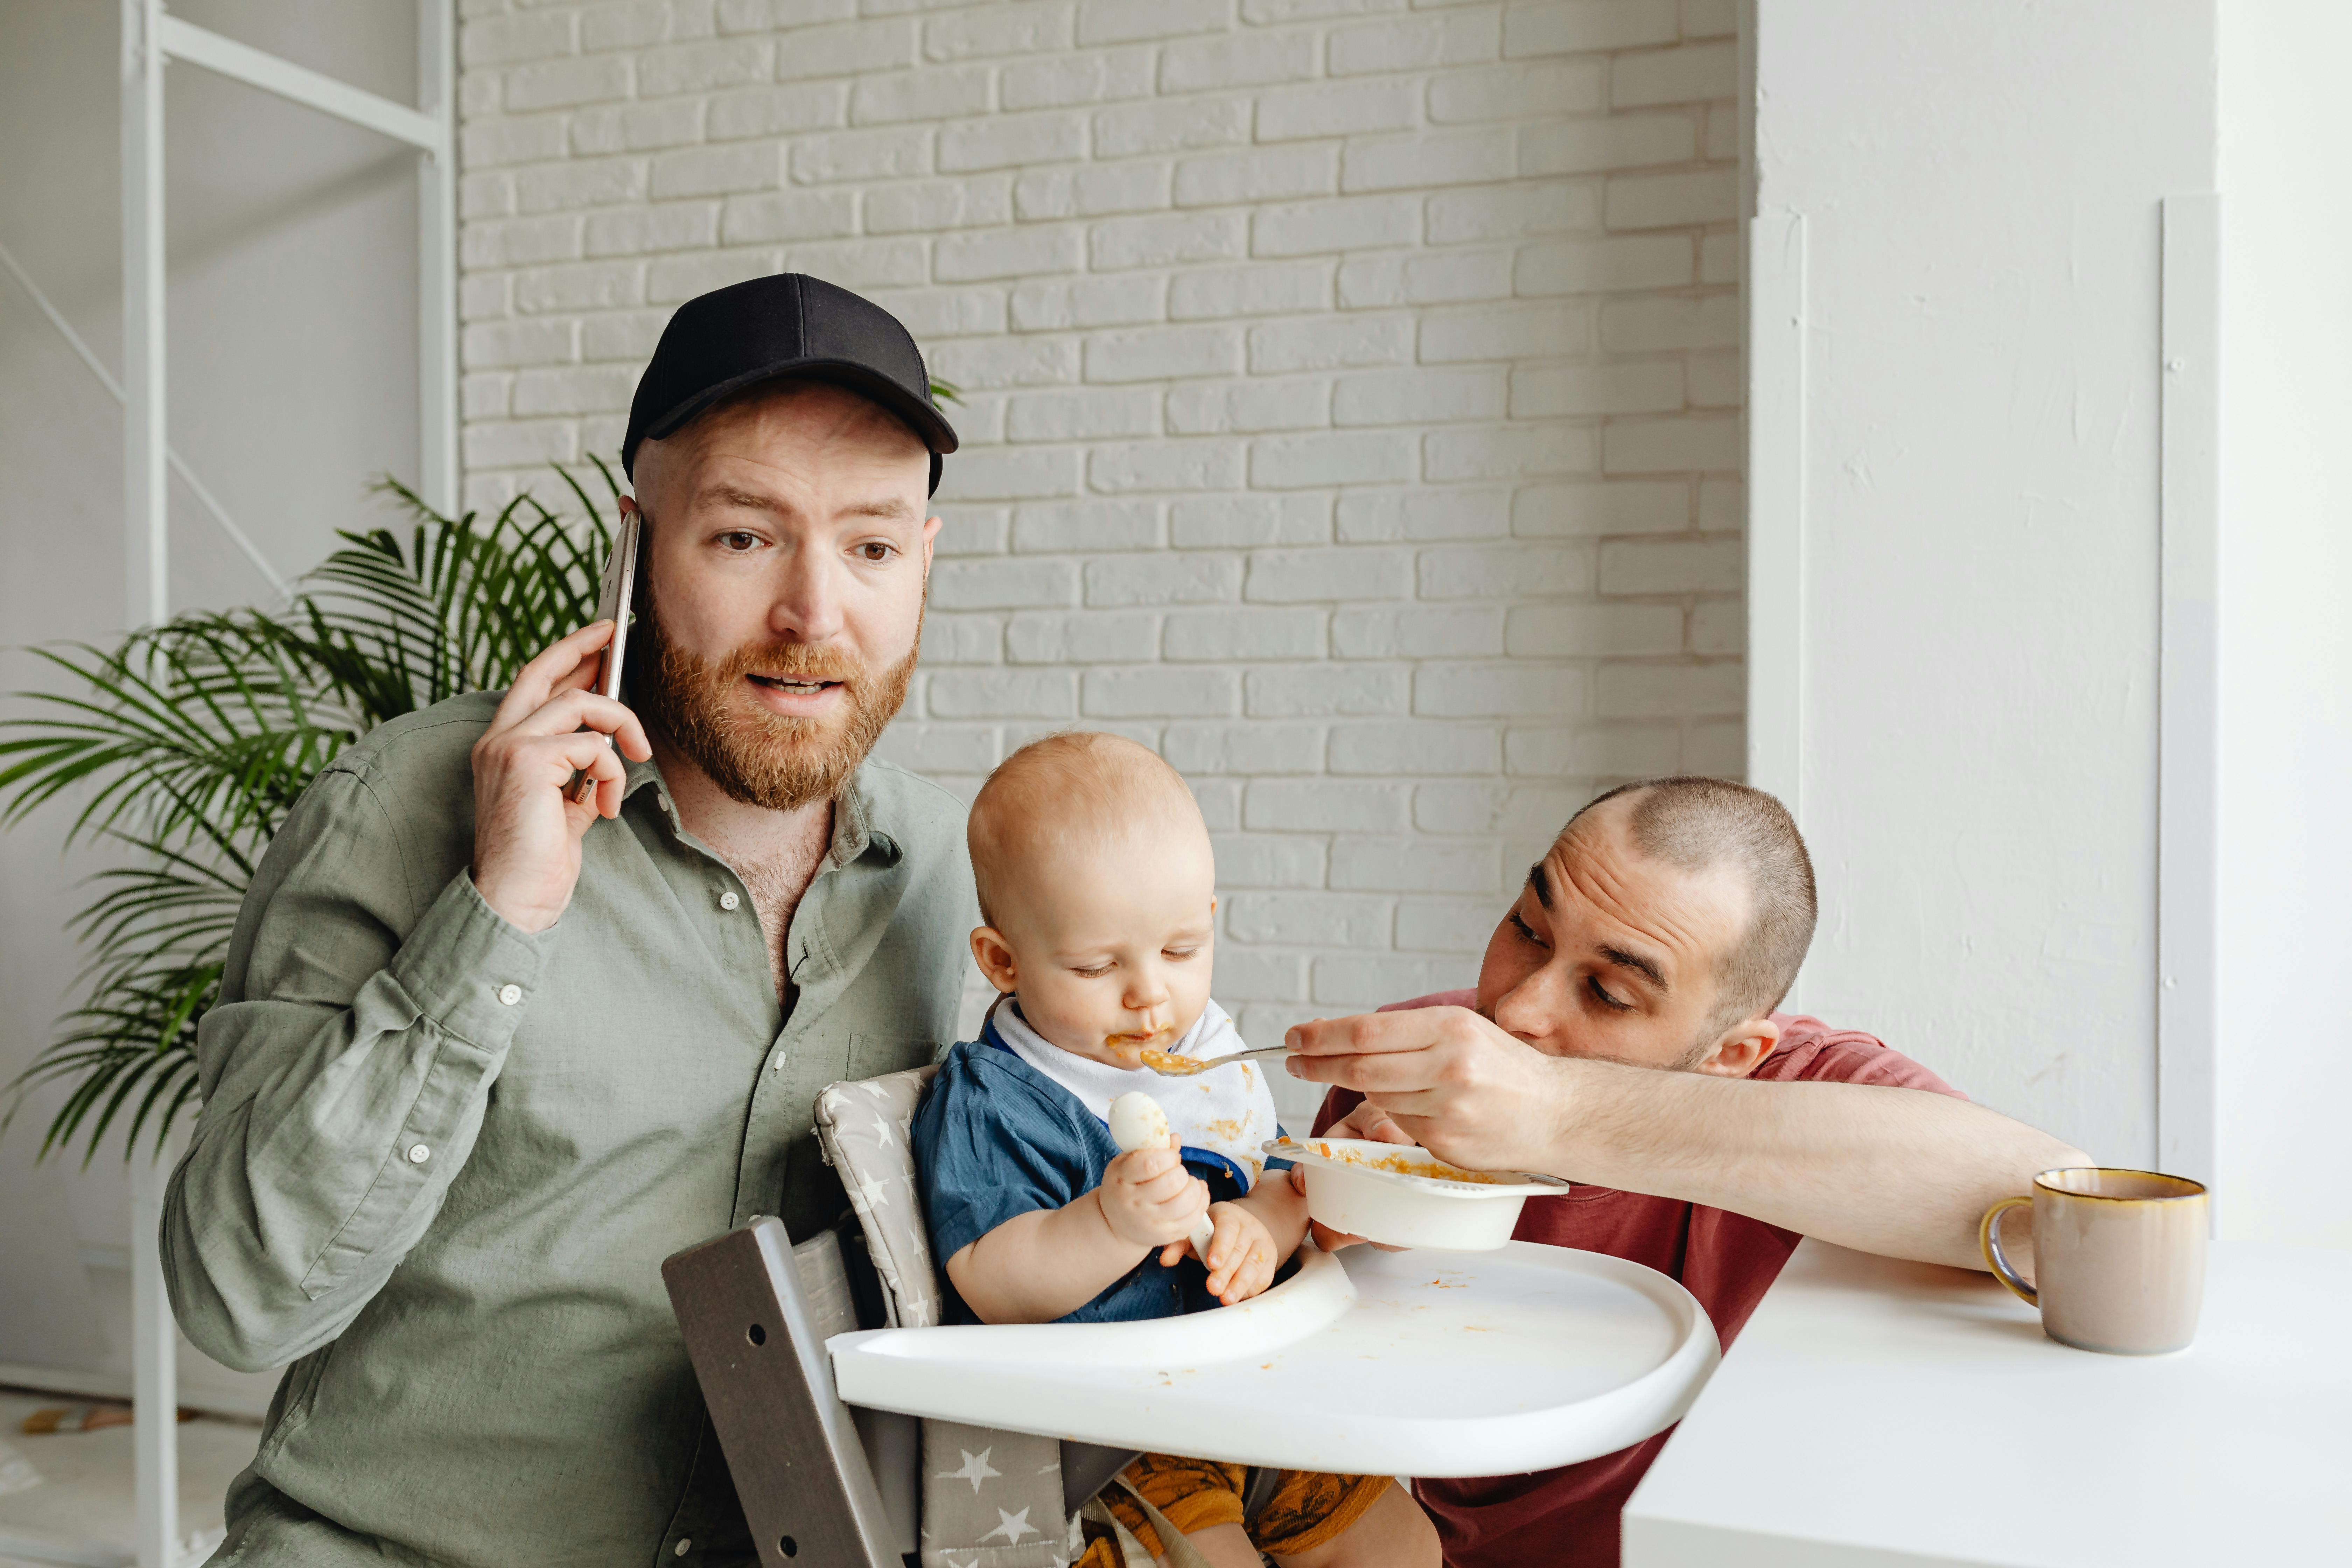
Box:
969;732;1208;934
967;733;1218;1063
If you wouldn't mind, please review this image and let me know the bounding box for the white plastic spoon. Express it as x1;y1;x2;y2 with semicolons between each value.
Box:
1107;1091;1218;1264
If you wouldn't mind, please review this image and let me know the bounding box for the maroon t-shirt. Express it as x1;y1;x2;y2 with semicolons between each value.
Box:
1310;991;1966;1568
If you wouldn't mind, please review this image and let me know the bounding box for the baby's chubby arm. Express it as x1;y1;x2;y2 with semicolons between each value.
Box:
944;1147;1210;1325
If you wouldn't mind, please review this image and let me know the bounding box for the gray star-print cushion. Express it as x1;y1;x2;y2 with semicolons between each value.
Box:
818;1069;1075;1567
817;1068;943;1329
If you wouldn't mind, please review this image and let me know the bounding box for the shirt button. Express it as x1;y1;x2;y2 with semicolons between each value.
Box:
497;983;522;1006
407;1144;430;1164
674;1540;691;1556
719;890;741;911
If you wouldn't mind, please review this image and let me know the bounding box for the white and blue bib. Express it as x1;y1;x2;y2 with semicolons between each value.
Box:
983;996;1282;1189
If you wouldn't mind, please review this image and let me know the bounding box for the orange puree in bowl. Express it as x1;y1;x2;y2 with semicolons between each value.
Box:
1305;1141;1508;1185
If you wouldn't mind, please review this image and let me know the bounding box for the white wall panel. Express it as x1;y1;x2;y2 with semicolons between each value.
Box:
2214;2;2352;1249
1750;0;2216;1160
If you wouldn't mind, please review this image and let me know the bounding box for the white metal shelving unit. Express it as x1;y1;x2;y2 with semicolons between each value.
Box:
116;4;457;1564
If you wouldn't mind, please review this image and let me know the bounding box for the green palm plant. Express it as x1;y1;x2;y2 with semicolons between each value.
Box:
0;460;628;1163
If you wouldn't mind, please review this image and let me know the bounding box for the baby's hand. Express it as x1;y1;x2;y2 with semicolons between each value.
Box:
1171;1202;1281;1305
1096;1147;1210;1251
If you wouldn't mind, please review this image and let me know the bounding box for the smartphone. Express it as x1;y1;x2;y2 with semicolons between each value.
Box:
571;511;642;805
589;510;642;701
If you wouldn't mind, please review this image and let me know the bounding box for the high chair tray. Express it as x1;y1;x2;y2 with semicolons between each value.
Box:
826;1241;1721;1478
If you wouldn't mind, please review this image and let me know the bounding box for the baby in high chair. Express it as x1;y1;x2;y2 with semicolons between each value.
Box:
912;732;1437;1568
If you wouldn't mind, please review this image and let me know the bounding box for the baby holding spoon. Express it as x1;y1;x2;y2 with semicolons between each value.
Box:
911;732;1435;1568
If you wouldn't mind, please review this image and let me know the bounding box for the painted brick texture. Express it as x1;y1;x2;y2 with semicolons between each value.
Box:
456;0;1743;1089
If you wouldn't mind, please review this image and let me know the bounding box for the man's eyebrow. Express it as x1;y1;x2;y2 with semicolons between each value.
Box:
1525;862;1552;910
696;483;786;513
1598;944;1667;990
839;496;920;522
689;488;919;523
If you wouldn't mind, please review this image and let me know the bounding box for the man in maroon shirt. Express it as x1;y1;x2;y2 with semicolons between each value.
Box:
1292;777;2087;1568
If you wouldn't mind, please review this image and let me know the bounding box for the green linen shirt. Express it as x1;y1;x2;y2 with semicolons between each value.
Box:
161;691;973;1568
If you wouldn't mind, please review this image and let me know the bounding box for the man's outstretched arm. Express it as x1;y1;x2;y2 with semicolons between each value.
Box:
1288;1007;2088;1271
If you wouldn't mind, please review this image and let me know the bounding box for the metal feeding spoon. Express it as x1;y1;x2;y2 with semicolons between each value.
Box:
1137;1044;1293;1077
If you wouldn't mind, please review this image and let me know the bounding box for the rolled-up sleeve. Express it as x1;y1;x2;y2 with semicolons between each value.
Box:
161;767;554;1372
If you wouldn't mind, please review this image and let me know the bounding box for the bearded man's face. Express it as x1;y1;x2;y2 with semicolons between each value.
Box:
633;595;918;811
623;380;938;809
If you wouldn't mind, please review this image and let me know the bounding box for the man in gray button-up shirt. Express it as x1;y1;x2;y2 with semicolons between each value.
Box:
164;279;972;1567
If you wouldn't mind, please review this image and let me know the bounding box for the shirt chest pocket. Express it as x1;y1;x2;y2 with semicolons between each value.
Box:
770;1031;938;1107
847;1032;942;1082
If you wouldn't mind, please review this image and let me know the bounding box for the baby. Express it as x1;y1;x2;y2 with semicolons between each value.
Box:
912;733;1435;1568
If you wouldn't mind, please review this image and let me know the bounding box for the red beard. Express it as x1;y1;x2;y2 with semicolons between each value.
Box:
632;598;917;813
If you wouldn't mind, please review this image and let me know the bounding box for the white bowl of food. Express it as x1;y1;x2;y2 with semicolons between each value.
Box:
1267;1138;1568;1251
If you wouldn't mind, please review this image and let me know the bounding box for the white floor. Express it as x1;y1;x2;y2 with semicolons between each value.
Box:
0;1391;259;1568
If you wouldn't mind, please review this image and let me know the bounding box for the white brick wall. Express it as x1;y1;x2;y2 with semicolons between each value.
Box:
456;0;1744;1095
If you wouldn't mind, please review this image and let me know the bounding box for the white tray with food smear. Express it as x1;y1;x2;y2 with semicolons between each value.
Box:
828;1239;1721;1477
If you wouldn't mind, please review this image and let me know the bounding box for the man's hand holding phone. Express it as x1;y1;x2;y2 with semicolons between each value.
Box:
469;620;652;934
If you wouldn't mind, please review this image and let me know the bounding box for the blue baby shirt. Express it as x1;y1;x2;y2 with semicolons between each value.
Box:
912;1023;1289;1326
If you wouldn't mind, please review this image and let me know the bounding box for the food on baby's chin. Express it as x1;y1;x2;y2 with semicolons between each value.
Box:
1105;1025;1174;1055
1300;1139;1509;1186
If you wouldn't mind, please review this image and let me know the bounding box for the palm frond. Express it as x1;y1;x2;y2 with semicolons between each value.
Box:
1;460;624;1160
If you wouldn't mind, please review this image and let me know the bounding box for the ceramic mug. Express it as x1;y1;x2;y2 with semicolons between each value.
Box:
1979;1167;2208;1354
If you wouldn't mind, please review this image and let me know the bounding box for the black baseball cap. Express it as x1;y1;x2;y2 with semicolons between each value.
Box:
623;273;958;493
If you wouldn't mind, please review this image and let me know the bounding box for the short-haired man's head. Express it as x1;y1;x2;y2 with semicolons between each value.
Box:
1564;777;1817;1039
968;732;1205;933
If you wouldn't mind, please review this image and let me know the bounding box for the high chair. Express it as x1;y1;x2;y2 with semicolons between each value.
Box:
663;1067;1719;1568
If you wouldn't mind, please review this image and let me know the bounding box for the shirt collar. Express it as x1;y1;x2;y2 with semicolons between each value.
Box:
622;753;901;868
826;768;901;868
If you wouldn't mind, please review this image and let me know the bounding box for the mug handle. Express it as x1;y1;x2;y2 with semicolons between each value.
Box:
1979;1195;2037;1305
